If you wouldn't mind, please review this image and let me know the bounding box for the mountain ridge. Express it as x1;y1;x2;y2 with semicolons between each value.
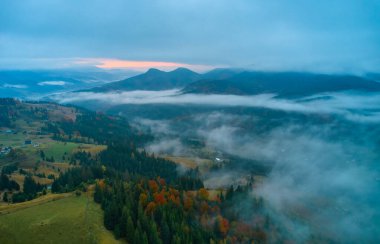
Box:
81;68;380;96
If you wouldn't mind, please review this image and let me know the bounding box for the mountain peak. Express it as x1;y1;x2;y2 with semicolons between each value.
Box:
171;67;198;75
146;68;164;74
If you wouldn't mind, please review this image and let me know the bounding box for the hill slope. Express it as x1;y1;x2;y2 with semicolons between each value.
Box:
90;67;200;92
0;193;120;244
183;71;380;97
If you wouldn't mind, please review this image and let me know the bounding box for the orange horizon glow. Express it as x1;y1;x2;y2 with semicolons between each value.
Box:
74;58;215;72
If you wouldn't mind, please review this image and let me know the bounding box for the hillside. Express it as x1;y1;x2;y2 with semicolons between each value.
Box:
0;193;121;244
183;71;380;97
89;67;200;92
85;68;380;97
0;98;281;243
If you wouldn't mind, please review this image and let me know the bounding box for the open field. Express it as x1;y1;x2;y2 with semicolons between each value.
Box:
42;141;82;161
164;155;213;170
0;193;122;244
0;193;71;214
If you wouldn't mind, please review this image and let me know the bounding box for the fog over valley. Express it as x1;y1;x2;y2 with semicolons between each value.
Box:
1;1;380;243
48;85;380;242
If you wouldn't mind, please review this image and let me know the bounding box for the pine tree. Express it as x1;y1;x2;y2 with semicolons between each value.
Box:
142;232;149;244
126;216;135;243
3;192;8;202
133;228;142;244
161;221;171;244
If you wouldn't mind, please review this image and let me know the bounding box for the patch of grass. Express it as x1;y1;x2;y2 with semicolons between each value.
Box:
164;155;213;173
0;193;122;244
0;133;24;147
51;162;74;172
74;145;107;155
43;141;80;161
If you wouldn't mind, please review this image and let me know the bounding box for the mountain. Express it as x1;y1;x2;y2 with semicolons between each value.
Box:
90;67;200;92
85;68;380;96
182;71;380;97
0;69;134;99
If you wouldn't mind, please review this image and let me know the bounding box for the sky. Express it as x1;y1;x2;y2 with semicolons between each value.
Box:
1;0;380;73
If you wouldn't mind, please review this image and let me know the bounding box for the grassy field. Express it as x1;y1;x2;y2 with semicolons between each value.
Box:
0;193;122;244
164;155;213;173
43;141;82;161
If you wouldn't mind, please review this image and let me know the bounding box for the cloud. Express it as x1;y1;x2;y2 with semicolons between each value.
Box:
74;58;214;72
3;83;28;89
1;0;379;72
146;138;187;156
51;90;380;123
189;112;380;242
38;81;70;86
127;108;380;242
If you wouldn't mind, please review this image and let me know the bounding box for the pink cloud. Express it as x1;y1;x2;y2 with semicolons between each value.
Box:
74;58;215;72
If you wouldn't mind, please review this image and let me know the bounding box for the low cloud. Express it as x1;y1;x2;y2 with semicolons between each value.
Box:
193;112;380;242
38;80;70;86
52;89;380;123
146;138;187;156
3;83;28;89
130;110;380;242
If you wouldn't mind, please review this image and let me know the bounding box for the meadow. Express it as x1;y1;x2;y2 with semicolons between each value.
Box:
0;193;122;244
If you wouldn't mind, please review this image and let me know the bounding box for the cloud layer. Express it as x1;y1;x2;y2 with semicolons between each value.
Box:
132;111;380;242
52;89;380;123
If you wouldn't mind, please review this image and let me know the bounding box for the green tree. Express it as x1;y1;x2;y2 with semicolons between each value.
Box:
126;216;135;243
161;221;171;244
142;232;148;244
3;192;8;202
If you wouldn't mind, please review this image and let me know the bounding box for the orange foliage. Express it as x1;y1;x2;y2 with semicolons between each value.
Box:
200;201;209;215
169;187;180;197
148;180;159;193
97;179;106;190
168;194;181;206
198;188;209;201
154;192;167;205
139;193;148;207
217;216;230;237
158;177;166;186
146;201;156;215
184;197;194;211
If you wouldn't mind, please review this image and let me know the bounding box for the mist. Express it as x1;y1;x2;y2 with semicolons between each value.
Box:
128;109;380;242
52;89;380;123
51;89;380;241
201;119;379;242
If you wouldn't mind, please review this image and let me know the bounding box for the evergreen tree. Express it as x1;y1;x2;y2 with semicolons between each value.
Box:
142;232;149;244
126;216;135;243
3;192;8;202
161;221;171;244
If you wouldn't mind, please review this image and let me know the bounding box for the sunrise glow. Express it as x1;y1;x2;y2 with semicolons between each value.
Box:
74;58;214;72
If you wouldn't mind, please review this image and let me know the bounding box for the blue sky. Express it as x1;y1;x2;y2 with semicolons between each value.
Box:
1;0;379;73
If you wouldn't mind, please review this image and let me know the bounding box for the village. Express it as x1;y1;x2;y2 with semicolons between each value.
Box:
0;128;40;157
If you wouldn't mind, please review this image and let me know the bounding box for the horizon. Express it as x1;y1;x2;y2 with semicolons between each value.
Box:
1;1;380;73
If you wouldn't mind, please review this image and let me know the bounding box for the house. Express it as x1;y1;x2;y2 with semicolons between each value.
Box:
24;140;32;145
0;146;11;155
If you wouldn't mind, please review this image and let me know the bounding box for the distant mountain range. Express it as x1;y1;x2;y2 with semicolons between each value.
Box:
2;68;379;99
87;68;380;97
89;68;201;92
0;69;137;99
183;71;380;97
